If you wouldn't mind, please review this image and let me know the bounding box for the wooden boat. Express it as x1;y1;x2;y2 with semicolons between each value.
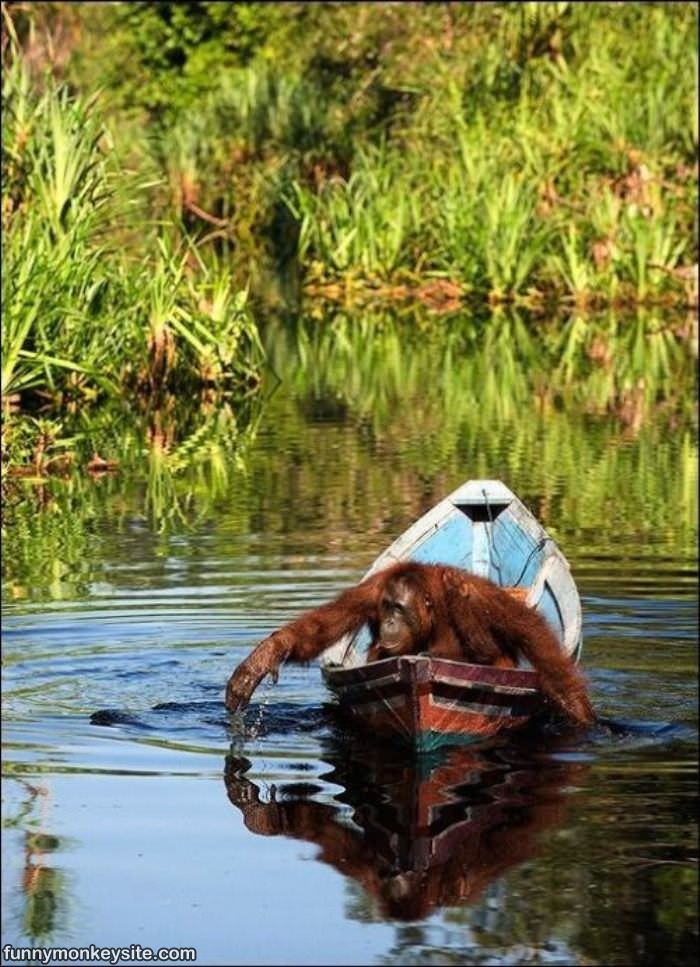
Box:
320;479;582;752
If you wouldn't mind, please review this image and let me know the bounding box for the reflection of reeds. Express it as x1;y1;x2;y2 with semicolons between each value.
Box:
144;397;263;533
3;778;66;943
2;307;696;600
2;393;265;599
267;307;696;431
258;311;697;553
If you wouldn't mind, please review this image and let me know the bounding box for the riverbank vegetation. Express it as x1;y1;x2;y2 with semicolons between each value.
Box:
34;1;698;309
2;23;263;410
1;2;697;486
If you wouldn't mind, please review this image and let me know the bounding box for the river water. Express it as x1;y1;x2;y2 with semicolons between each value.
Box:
2;314;697;965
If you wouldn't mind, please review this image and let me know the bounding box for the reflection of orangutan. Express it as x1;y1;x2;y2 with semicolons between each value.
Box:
225;562;594;726
224;744;588;921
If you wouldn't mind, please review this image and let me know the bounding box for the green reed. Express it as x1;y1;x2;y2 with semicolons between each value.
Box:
16;2;693;309
2;3;697;490
276;3;696;304
1;40;262;418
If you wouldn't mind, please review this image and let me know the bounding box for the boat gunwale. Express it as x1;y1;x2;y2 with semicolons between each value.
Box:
322;654;541;694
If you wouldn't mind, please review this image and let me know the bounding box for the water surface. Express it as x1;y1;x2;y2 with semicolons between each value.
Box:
2;313;697;966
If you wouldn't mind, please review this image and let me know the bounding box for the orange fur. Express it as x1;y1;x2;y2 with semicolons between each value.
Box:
225;562;594;726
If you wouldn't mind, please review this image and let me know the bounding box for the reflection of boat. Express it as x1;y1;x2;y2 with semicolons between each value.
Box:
320;480;583;751
224;733;587;922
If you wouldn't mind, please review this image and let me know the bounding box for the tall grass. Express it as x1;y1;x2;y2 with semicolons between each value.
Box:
21;2;692;308
2;60;119;398
276;3;696;305
1;46;263;413
286;146;422;282
2;2;696;483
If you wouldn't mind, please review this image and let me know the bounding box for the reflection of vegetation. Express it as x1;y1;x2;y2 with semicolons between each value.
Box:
653;866;698;938
2;394;264;599
138;396;265;532
263;311;697;547
268;307;697;427
513;765;698;967
258;312;697;555
3;779;67;943
3;309;696;601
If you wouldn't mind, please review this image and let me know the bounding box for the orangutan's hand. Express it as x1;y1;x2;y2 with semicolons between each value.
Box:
225;637;283;712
